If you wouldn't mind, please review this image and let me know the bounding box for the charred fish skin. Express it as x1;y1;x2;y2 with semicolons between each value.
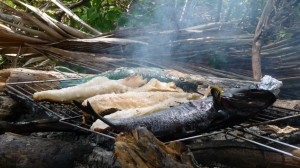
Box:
91;88;276;140
107;98;218;138
60;67;200;92
220;89;277;117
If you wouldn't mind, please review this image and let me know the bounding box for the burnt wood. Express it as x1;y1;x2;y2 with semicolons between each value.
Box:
114;127;195;168
0;93;18;120
0;133;91;168
0;133;120;168
189;140;300;168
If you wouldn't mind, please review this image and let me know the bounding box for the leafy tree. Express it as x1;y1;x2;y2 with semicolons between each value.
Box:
76;0;131;32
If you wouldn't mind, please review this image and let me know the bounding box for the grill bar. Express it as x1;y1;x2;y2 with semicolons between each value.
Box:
167;130;227;143
226;132;300;160
60;117;115;139
241;128;300;150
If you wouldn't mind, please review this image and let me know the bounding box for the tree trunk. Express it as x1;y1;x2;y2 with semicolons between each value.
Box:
252;0;274;81
252;40;262;81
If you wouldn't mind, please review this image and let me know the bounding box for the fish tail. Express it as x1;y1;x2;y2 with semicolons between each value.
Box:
85;101;118;129
73;101;118;129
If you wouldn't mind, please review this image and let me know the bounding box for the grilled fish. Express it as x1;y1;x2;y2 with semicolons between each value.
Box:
60;67;201;92
133;78;183;92
90;97;195;131
33;75;146;103
85;86;276;139
82;91;200;115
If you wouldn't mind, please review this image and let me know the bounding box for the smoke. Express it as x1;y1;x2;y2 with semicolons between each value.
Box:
124;1;181;66
111;0;252;72
115;0;229;68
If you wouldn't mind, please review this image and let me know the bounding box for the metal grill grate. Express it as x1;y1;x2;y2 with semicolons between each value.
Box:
5;77;300;160
168;106;300;160
6;79;115;139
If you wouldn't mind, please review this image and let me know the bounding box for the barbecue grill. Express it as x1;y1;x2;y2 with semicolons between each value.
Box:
5;69;300;163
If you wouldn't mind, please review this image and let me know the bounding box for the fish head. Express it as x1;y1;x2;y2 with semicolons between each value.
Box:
210;85;223;106
220;88;277;117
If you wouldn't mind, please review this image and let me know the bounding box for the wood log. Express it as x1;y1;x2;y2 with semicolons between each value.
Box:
0;133;92;168
0;119;77;134
0;133;120;168
0;93;18;120
114;127;195;168
189;140;300;168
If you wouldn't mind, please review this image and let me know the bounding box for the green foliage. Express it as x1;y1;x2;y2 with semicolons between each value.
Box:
0;55;7;67
278;29;293;39
3;0;15;7
1;0;269;33
79;6;123;32
72;0;130;32
209;54;227;69
267;28;293;42
119;0;158;27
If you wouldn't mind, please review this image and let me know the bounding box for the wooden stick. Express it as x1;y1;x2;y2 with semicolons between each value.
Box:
11;45;22;68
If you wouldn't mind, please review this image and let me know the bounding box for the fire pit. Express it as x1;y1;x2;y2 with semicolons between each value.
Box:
4;69;300;167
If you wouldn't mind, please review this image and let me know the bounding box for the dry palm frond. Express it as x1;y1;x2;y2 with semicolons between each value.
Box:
67;37;149;45
50;0;102;36
0;2;64;41
0;23;14;32
0;29;48;43
0;11;32;25
47;17;91;39
13;0;91;39
22;56;48;67
0;19;52;40
0;47;36;56
0;0;146;70
15;0;74;39
0;0;97;68
26;44;126;63
36;58;51;67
